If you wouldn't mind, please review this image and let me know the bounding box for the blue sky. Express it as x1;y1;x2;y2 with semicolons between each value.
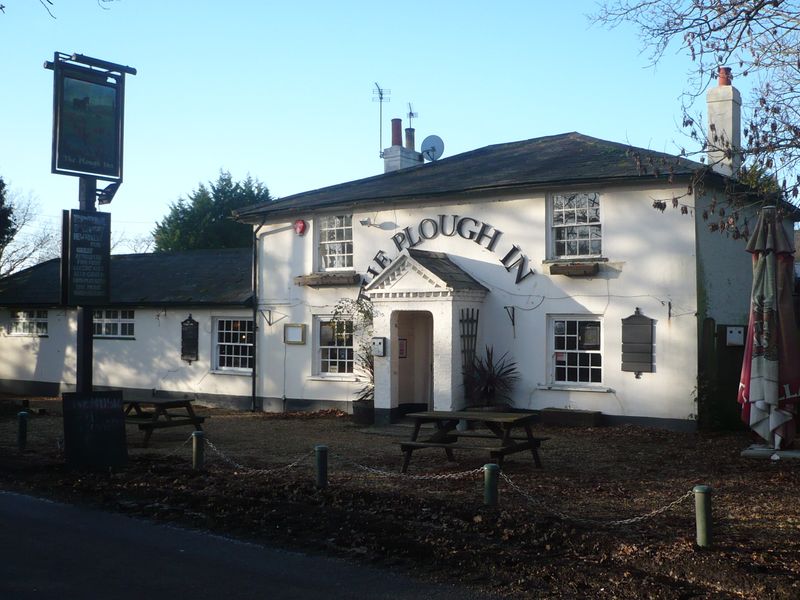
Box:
0;1;714;247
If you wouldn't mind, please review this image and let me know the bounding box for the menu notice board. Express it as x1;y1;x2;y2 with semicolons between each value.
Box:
62;391;127;469
65;209;111;306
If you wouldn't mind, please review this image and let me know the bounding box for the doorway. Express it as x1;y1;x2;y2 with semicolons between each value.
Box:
392;311;433;413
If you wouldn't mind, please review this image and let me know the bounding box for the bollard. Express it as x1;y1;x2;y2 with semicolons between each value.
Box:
17;411;29;452
315;445;328;489
694;484;713;548
192;431;205;471
483;463;500;506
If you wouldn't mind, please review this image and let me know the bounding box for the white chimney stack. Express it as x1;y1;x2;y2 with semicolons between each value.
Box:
706;66;741;177
383;117;422;173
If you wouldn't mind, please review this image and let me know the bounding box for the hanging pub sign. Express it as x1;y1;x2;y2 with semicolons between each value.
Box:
62;209;111;306
46;52;136;181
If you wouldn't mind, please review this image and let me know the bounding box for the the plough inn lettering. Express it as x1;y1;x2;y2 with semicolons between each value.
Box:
364;214;535;284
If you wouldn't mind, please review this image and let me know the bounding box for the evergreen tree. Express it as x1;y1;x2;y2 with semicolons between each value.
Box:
153;172;271;252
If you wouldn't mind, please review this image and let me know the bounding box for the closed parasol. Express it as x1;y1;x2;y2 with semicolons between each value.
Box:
737;206;800;449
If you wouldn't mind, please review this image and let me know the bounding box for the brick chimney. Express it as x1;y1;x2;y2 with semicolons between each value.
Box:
706;66;741;177
383;118;422;173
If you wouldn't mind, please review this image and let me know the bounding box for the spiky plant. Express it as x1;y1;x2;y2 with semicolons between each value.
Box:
464;346;519;408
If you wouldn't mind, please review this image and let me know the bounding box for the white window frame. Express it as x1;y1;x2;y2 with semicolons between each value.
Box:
93;309;135;338
9;309;48;336
317;214;353;271
549;315;603;385
315;315;355;377
550;192;602;259
213;317;254;372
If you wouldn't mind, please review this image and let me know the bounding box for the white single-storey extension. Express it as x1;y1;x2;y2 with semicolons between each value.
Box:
228;73;791;429
0;248;257;409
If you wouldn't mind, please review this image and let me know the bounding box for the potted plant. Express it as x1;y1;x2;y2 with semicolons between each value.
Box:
333;295;377;425
463;346;520;411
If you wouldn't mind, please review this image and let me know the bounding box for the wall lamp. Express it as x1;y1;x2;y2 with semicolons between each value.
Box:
359;217;380;227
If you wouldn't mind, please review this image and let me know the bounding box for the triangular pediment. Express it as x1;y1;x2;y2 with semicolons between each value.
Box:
364;254;448;295
364;250;489;301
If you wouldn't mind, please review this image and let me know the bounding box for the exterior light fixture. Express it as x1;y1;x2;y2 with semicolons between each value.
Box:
96;182;120;205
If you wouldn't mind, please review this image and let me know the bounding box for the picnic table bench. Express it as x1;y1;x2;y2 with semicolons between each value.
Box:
123;398;206;447
399;410;547;473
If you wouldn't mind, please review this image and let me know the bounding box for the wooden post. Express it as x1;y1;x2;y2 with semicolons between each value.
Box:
192;431;205;470
315;445;328;489
75;176;96;395
694;485;712;548
17;411;29;451
483;463;499;506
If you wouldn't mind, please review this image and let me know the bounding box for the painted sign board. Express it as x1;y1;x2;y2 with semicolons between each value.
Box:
51;60;124;180
62;391;127;469
64;209;111;306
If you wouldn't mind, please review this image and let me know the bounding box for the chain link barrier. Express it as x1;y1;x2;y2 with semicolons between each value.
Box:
331;452;485;481
120;434;696;529
501;471;694;527
204;437;313;475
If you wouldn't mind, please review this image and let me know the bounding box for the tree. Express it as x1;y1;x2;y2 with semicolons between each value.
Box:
153;172;271;252
594;1;800;210
0;178;60;277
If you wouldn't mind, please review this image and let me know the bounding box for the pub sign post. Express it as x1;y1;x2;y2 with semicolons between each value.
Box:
46;53;136;397
46;53;136;468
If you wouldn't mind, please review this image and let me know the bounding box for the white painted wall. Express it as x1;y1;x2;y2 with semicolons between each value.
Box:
0;307;253;404
255;181;717;423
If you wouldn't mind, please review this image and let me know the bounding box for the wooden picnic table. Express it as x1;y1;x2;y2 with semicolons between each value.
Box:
123;398;206;447
400;410;547;473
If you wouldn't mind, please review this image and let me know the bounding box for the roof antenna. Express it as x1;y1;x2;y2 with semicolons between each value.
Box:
372;82;391;158
407;102;418;128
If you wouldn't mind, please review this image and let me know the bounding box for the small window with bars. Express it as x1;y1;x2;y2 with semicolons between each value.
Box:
552;317;602;384
318;318;354;375
93;309;135;338
10;309;48;336
318;215;353;270
215;318;254;371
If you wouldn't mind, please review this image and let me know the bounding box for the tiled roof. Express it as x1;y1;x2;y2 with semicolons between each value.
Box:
235;132;709;222
407;249;488;291
0;247;252;307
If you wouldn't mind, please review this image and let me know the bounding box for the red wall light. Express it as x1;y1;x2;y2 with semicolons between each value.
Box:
293;219;307;235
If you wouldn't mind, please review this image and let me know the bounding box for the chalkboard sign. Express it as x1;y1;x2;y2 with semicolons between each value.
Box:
181;314;199;362
66;210;111;306
62;391;127;469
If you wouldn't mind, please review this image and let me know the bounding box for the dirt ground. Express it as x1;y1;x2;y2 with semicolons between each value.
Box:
1;395;799;599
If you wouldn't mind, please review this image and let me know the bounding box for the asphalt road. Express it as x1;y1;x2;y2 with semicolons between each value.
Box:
0;491;494;600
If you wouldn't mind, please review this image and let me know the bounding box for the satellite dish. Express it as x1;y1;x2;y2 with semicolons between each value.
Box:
421;135;444;162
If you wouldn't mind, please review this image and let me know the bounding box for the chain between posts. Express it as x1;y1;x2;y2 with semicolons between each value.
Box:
331;452;485;480
204;438;313;475
127;437;695;528
501;472;694;527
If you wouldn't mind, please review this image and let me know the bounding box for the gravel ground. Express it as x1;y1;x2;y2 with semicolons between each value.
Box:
1;395;799;599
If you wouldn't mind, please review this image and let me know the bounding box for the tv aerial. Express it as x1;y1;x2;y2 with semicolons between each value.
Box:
407;103;418;128
421;134;444;162
373;82;391;157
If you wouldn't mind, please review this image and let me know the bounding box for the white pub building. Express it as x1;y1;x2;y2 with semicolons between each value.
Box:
232;69;761;429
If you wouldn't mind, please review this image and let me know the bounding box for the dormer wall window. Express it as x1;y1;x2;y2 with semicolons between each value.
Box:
551;192;601;259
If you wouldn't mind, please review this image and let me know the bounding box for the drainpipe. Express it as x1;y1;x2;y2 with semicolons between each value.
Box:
251;220;267;412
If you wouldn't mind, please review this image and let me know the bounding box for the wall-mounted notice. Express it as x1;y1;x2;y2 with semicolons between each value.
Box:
66;209;110;306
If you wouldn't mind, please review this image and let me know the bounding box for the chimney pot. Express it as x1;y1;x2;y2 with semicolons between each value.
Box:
405;128;415;151
718;66;732;86
391;118;402;146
